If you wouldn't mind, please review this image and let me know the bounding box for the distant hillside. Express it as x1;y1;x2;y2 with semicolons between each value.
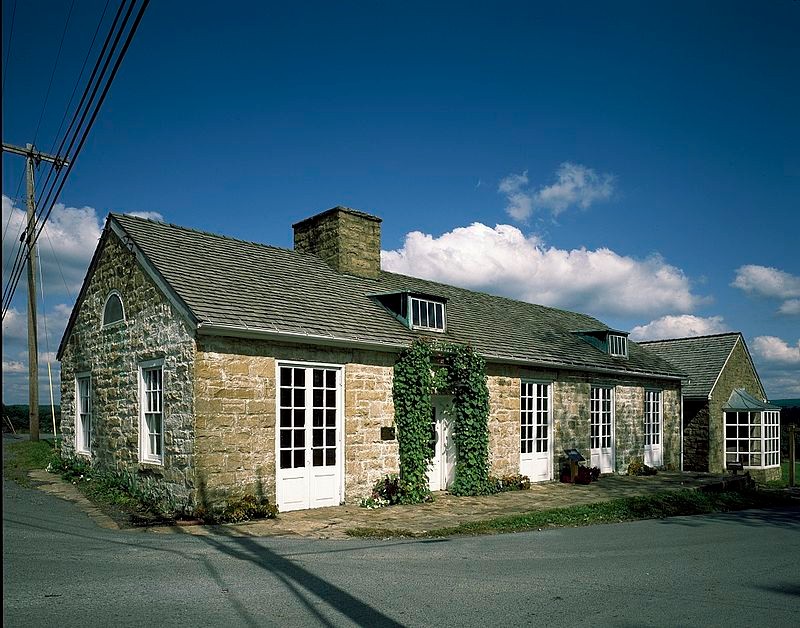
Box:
2;404;61;433
772;399;800;408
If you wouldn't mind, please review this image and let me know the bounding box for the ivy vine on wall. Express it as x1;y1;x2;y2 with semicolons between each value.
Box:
392;339;492;502
391;339;435;503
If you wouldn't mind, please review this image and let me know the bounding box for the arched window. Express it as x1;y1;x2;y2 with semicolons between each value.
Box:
103;291;125;326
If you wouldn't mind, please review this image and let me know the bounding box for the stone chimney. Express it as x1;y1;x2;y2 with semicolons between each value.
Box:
293;206;382;278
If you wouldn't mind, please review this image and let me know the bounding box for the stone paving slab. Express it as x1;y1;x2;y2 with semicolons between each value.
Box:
151;472;737;539
25;466;750;540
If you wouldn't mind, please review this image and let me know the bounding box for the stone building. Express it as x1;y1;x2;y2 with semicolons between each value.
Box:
58;207;684;512
641;333;781;482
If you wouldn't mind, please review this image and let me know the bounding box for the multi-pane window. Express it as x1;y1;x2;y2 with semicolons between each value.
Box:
76;375;91;454
409;296;445;331
608;334;628;357
140;364;163;463
278;366;338;470
644;390;661;447
725;410;780;468
521;382;549;454
103;292;125;326
590;387;613;449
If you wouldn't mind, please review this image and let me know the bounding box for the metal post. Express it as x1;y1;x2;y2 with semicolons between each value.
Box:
790;424;796;488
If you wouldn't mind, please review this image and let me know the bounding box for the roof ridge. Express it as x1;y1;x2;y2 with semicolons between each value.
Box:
379;269;607;326
638;331;742;344
111;212;296;254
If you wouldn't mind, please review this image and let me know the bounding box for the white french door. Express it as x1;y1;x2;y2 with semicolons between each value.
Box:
520;381;552;482
276;364;343;512
643;390;662;467
427;396;456;491
590;386;614;473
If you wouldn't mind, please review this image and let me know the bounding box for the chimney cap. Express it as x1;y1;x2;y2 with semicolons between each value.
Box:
292;206;382;230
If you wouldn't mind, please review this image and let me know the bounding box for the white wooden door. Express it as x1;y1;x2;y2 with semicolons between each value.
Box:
428;396;456;491
520;382;552;482
590;387;614;473
276;364;343;512
643;390;662;467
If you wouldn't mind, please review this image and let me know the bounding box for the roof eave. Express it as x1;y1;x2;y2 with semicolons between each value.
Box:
195;323;683;381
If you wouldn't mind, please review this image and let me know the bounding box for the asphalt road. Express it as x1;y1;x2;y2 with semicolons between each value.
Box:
3;473;799;627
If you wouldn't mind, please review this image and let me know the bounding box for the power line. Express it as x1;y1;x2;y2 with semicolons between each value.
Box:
46;0;112;160
2;0;150;317
32;0;76;145
1;0;17;93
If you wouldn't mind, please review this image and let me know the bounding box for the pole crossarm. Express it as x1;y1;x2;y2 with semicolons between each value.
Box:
2;142;70;170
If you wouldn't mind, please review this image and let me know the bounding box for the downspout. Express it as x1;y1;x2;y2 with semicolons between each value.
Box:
680;391;685;472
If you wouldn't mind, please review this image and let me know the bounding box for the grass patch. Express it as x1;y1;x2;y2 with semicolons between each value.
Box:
765;461;800;489
345;489;794;538
3;439;57;486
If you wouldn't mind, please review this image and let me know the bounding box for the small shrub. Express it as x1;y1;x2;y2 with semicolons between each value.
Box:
195;495;278;524
627;457;657;477
491;474;531;492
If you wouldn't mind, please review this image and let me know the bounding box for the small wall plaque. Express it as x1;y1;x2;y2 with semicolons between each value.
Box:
381;426;396;441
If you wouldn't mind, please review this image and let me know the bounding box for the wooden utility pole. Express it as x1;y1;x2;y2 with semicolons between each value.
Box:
2;142;68;441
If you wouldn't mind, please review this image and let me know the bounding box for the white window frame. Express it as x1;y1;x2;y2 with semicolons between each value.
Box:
724;410;780;469
102;290;126;328
408;295;446;332
644;389;662;447
75;373;92;455
590;386;614;450
520;381;551;456
608;334;628;358
139;359;164;465
275;360;345;510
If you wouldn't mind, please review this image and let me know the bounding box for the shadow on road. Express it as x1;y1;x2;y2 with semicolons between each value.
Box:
179;525;404;627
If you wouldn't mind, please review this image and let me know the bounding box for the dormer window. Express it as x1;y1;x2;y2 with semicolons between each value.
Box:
410;296;445;331
574;328;629;358
371;291;447;332
608;334;628;358
102;291;125;327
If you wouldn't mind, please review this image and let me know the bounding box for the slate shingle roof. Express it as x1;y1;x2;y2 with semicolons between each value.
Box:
71;213;683;379
638;333;741;397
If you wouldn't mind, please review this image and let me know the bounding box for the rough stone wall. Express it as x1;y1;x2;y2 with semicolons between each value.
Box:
293;207;382;278
193;343;276;506
486;367;522;477
552;379;591;474
615;386;645;472
193;337;398;506
344;363;398;500
59;232;196;507
683;399;710;471
708;339;767;473
662;386;681;470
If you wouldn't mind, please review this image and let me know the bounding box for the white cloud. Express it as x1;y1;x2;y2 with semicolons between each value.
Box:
778;299;800;316
2;193;119;404
629;315;729;341
126;211;164;222
536;162;615;215
2;195;102;297
382;222;704;318
499;163;614;221
732;265;800;298
497;171;533;221
2;360;26;373
752;336;800;365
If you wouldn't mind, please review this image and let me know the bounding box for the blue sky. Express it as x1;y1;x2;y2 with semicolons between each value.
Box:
3;1;799;403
